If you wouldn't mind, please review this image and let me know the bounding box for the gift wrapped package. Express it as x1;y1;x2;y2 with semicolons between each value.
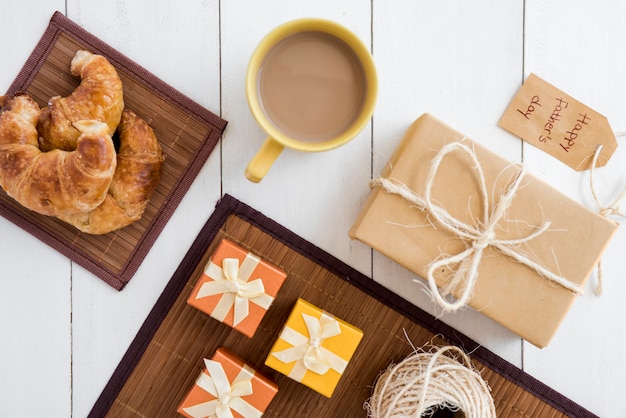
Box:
265;298;363;398
188;239;287;338
349;113;618;348
178;347;278;418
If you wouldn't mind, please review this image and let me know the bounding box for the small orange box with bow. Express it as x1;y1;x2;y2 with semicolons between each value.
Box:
187;239;287;338
177;347;278;418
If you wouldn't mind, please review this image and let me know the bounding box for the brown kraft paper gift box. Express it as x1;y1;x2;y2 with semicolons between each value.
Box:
349;113;618;348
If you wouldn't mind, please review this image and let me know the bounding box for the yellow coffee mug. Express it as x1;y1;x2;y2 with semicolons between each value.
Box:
245;18;378;183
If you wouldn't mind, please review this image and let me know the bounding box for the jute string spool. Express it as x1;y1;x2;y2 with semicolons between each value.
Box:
365;345;496;418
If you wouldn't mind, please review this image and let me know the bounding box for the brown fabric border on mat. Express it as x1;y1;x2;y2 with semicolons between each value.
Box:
1;11;227;290
88;194;597;418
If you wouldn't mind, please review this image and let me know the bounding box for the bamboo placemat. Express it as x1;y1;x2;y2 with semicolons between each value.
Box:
1;12;227;290
89;194;596;418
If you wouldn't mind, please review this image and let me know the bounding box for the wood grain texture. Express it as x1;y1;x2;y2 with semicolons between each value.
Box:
90;197;591;417
0;3;70;418
1;1;624;417
370;0;525;363
522;1;626;416
66;2;224;417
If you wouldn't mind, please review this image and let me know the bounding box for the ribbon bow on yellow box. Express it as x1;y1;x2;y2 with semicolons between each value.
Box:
266;298;363;398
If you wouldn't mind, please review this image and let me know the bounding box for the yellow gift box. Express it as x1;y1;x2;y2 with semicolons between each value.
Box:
265;298;363;398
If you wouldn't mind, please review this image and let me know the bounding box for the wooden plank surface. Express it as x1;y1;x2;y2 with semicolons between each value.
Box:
1;1;625;417
522;1;626;414
0;2;70;418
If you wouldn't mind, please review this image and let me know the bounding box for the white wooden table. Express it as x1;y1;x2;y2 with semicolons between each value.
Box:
1;1;624;416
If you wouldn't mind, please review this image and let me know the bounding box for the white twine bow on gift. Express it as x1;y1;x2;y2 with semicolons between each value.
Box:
271;312;348;380
197;255;274;326
371;141;583;312
183;358;263;418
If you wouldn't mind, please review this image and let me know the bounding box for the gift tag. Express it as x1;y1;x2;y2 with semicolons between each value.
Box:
499;73;617;171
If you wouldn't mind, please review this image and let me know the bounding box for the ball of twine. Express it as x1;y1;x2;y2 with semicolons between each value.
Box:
365;345;496;418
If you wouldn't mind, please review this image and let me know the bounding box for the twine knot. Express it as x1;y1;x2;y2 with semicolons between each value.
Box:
600;205;622;218
372;141;583;312
473;231;495;250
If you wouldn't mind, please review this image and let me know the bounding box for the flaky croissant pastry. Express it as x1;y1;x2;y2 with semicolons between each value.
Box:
38;50;124;151
56;110;164;234
0;94;117;218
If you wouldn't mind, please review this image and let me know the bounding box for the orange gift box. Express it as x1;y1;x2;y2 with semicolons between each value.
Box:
188;239;287;337
177;348;278;418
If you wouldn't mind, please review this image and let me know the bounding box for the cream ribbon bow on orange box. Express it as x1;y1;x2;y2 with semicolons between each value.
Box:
271;312;348;380
182;358;263;418
198;256;274;326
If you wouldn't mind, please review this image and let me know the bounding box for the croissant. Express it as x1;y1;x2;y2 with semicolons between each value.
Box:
37;50;124;151
0;94;117;218
57;110;164;234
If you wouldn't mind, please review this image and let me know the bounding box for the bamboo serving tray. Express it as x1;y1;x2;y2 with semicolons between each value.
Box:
1;12;227;290
89;195;596;417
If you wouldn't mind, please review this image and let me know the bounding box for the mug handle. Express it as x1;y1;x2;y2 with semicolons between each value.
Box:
245;137;285;183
